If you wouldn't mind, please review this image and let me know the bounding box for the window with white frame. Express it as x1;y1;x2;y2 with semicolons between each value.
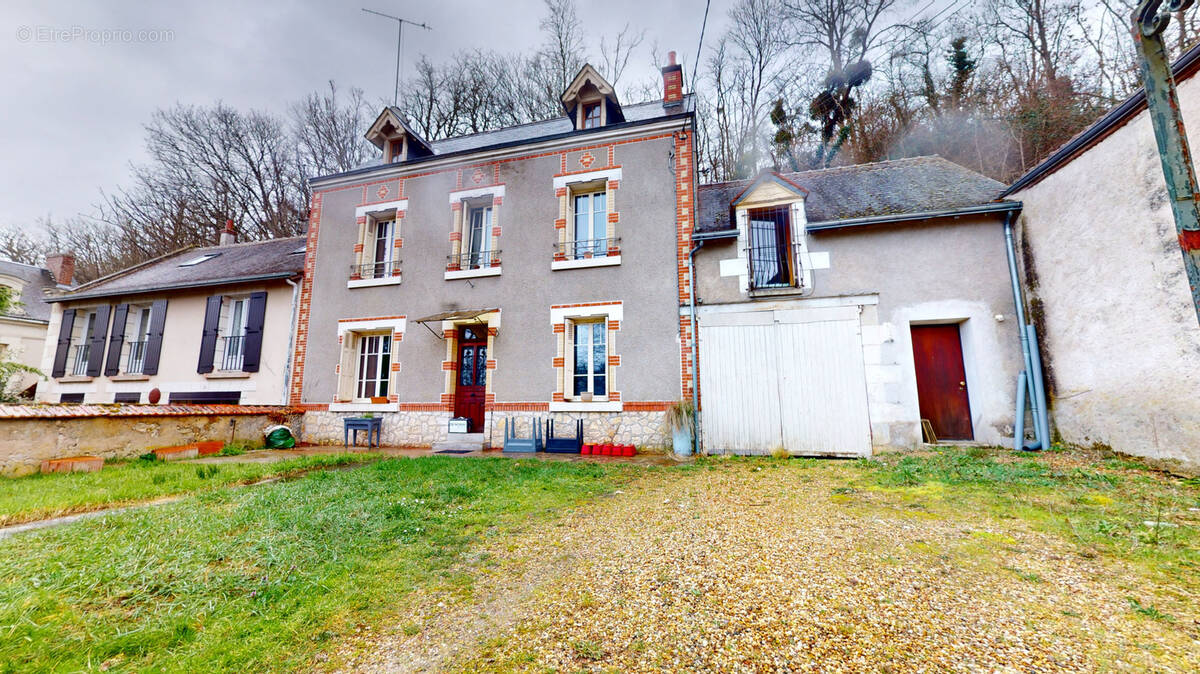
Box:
571;189;607;259
571;320;607;398
124;305;153;374
220;296;248;371
355;333;391;399
582;102;601;129
464;205;494;269
71;310;97;376
366;217;397;278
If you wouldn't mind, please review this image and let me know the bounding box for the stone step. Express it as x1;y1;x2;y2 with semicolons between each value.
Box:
432;439;485;452
445;432;486;442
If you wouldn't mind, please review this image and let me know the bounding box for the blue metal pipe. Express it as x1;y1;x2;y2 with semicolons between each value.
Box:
1003;210;1049;451
1014;371;1028;452
1026;324;1052;449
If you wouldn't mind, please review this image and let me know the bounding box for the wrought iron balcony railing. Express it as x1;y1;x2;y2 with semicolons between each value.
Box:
220;335;245;371
554;237;621;260
125;340;148;375
447;250;501;271
70;344;90;376
349;260;401;280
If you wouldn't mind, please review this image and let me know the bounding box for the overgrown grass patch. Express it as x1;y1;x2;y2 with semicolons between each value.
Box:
851;447;1200;588
0;453;378;526
0;456;633;672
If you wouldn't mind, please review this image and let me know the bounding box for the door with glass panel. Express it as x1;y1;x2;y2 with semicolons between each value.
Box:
453;327;487;430
355;334;391;400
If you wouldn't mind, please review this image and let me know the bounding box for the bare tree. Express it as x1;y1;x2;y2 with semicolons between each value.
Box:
600;24;647;90
292;81;376;180
0;225;46;265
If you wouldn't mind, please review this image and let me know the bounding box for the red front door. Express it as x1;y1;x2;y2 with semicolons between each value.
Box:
911;324;974;440
453;327;487;432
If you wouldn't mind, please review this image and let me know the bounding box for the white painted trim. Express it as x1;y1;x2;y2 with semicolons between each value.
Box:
551;301;623;324
553;167;622;189
551;255;621;271
205;371;251;380
549;401;623;412
337;316;407;337
448;185;505;203
312;118;689;190
444;266;502;280
689;295;879;316
355;199;408;218
329;402;399;413
348;276;403;289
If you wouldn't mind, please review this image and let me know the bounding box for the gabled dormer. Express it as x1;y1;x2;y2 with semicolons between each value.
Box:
365;107;434;164
561;64;625;130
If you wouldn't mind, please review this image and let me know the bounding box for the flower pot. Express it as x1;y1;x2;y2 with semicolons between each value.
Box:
624;445;635;457
580;392;593;402
371;396;388;404
581;444;592;455
672;428;693;456
602;444;613;456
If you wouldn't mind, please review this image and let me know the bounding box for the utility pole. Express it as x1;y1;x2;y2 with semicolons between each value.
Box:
1133;0;1200;324
362;8;432;106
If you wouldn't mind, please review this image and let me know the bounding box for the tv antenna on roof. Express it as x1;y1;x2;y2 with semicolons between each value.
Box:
362;8;432;106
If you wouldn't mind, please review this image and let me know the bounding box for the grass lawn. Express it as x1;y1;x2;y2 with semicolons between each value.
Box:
0;453;381;527
0;456;634;672
846;446;1200;590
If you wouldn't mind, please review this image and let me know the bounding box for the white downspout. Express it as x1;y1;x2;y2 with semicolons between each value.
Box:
282;277;300;406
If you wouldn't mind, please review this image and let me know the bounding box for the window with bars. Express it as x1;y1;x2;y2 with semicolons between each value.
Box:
465;206;493;268
355;333;391;399
746;206;798;289
125;306;152;374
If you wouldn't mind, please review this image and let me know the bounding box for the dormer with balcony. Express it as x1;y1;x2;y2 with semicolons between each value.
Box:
365;107;434;164
561;64;625;131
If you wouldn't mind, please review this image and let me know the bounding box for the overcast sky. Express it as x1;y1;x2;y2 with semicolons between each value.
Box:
0;0;725;231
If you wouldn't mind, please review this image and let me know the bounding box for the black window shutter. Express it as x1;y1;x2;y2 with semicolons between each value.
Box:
85;304;112;377
142;300;169;375
51;309;76;378
104;303;129;377
197;295;223;374
241;291;268;372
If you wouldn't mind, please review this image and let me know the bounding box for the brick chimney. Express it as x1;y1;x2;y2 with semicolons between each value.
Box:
220;219;237;246
44;253;75;286
662;50;684;105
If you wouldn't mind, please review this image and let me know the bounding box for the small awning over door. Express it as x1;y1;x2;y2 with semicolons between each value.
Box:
412;308;498;338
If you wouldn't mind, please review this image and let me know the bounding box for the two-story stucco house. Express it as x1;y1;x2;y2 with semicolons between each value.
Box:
293;57;697;449
691;157;1027;456
37;229;304;405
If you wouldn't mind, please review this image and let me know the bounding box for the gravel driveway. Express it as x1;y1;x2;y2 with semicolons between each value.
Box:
340;458;1197;673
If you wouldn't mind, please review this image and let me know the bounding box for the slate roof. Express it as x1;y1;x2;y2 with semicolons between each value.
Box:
697;156;1009;236
0;259;58;323
326;95;695;180
54;236;306;302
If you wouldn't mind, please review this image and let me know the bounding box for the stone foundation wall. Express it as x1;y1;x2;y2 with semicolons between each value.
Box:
301;409;669;450
1;412;299;476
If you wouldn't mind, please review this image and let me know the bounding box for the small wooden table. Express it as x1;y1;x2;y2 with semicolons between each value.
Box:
343;417;382;449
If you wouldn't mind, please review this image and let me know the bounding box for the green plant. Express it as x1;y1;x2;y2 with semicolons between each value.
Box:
1126;597;1174;622
664;399;695;435
571;639;605;661
195;465;221;480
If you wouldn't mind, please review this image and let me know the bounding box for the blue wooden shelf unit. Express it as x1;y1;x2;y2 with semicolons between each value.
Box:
503;416;543;453
544;418;583;453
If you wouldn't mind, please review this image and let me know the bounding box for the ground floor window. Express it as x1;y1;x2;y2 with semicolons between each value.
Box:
355;333;391;399
572;320;607;398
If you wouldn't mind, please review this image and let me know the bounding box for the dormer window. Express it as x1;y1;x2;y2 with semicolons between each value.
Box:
387;139;404;163
365;107;433;164
583;102;601;129
560;64;625;131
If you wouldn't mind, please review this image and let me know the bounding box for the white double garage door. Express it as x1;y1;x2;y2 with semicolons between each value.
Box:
698;304;872;457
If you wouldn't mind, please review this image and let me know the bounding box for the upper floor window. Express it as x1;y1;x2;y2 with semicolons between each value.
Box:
124;305;153;374
388;139;404;163
572;191;607;259
220;296;248;371
370;218;397;278
747;206;798;289
582;102;601;129
465;206;494;269
71;310;97;376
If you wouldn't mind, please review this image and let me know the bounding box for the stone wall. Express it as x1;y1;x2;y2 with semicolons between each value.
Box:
301;409;669;450
0;405;300;476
